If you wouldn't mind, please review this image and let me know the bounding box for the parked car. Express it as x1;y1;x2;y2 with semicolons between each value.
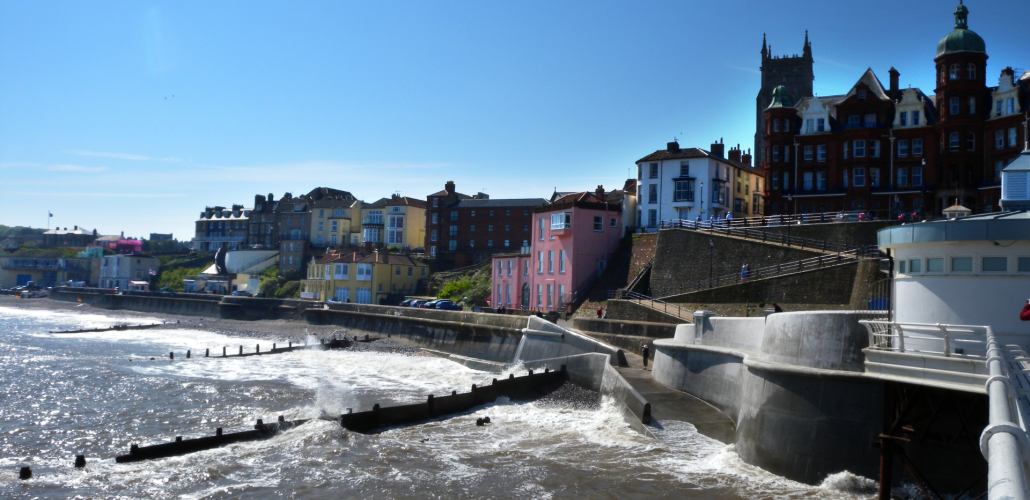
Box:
422;300;442;308
399;299;414;307
231;290;252;297
433;300;462;311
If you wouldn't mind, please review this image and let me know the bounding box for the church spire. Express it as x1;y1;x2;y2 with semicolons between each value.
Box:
954;0;969;29
803;30;812;59
761;33;768;59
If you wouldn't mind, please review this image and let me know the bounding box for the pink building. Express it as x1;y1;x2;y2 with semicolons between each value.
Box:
491;188;622;311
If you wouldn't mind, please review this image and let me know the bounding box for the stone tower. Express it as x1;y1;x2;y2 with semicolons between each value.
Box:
755;32;814;164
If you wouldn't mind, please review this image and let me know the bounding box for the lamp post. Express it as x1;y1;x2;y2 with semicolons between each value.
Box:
700;181;705;223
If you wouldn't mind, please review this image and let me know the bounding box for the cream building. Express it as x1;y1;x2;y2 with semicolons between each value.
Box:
360;195;427;250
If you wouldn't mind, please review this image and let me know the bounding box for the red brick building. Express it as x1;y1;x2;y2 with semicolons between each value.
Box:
424;181;548;268
762;2;1028;217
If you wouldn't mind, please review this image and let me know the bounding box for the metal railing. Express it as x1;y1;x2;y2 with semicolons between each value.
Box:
659;218;856;252
660;248;876;298
653;208;917;233
860;321;1030;498
859;321;988;358
607;289;692;320
982;326;1030;499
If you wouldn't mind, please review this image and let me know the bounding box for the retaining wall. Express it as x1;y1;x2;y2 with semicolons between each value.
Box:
660;261;861;304
652;310;884;485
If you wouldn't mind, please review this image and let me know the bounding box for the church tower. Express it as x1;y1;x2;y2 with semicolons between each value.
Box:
755;32;814;165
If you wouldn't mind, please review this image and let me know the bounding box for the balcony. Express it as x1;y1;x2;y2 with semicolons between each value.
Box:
361;218;384;226
194;236;246;243
869;183;933;194
1;260;63;271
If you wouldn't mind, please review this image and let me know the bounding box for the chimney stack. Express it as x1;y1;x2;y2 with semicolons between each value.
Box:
667;141;680;152
595;185;605;200
889;67;900;100
728;144;742;164
742;148;753;167
444;181;455;194
710;138;725;158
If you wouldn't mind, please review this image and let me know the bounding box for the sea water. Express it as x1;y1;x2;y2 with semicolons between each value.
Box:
0;306;878;499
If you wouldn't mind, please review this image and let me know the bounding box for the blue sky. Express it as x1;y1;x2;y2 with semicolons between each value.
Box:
1;0;1026;239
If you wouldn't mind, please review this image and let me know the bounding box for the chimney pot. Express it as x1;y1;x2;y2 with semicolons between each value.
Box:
595;185;605;199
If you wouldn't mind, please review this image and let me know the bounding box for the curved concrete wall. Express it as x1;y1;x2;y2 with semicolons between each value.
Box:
515;316;626;366
653;310;884;485
760;311;870;372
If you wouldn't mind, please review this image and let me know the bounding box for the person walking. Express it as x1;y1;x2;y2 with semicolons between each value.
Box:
596;306;603;319
641;343;650;369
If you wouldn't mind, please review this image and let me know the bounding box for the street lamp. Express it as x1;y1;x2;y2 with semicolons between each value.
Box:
700;181;705;222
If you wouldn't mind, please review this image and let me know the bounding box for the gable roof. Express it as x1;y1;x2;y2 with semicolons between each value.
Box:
836;68;890;104
636;147;711;163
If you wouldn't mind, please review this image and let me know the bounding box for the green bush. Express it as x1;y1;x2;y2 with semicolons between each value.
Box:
275;281;300;298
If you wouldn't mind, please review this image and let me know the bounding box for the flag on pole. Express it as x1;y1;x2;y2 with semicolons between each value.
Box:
48;212;53;217
149;269;156;276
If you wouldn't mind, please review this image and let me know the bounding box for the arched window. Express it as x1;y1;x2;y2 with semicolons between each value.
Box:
967;132;976;151
949;132;960;151
966;63;976;80
950;64;960;80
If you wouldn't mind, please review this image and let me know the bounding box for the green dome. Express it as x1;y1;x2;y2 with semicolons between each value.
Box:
767;85;794;109
936;2;985;58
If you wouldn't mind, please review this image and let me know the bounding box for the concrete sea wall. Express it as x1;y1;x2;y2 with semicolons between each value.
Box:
652;311;884;484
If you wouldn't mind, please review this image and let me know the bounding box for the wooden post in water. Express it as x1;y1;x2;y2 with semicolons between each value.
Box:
186;350;191;359
170;352;174;360
223;346;226;357
205;348;209;357
256;344;260;354
239;346;243;355
273;343;276;350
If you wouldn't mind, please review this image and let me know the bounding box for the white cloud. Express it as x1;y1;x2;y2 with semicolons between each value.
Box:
69;150;183;162
48;164;108;173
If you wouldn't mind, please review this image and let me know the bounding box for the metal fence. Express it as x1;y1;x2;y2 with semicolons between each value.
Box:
859;321;988;358
657;218;887;254
607;289;692;320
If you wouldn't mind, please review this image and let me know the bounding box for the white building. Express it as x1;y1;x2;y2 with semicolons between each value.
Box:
879;211;1030;339
635;140;758;229
100;254;160;290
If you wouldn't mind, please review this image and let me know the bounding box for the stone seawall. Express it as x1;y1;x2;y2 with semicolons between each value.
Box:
306;305;526;363
50;288;321;320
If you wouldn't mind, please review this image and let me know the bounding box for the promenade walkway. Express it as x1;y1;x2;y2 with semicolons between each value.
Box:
619;351;735;444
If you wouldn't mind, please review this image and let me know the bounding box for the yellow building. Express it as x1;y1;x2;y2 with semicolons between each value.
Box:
359;195;427;250
300;250;428;303
308;188;363;249
725;145;765;218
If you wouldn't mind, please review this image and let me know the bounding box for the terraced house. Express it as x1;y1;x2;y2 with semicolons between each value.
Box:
307;187;362;249
300;250;427;304
359;195;426;250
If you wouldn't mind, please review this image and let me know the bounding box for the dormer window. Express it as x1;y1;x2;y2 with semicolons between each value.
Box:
899;111;907;127
858;90;866;101
912;110;920;126
817;118;825;132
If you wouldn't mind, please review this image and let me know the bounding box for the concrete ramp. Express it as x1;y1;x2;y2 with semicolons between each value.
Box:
515;315;627;367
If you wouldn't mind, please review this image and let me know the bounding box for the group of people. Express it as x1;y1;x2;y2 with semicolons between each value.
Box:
740;262;752;282
694;212;736;229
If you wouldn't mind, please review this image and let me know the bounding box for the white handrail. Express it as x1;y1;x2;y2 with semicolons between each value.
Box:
860;321;989;358
982;326;1030;500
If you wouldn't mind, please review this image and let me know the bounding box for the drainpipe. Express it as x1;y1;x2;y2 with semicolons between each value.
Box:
793;142;800;214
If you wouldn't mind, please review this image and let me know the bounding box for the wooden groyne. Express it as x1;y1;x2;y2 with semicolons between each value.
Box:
341;365;566;433
50;323;164;334
115;416;311;463
110;366;569;463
